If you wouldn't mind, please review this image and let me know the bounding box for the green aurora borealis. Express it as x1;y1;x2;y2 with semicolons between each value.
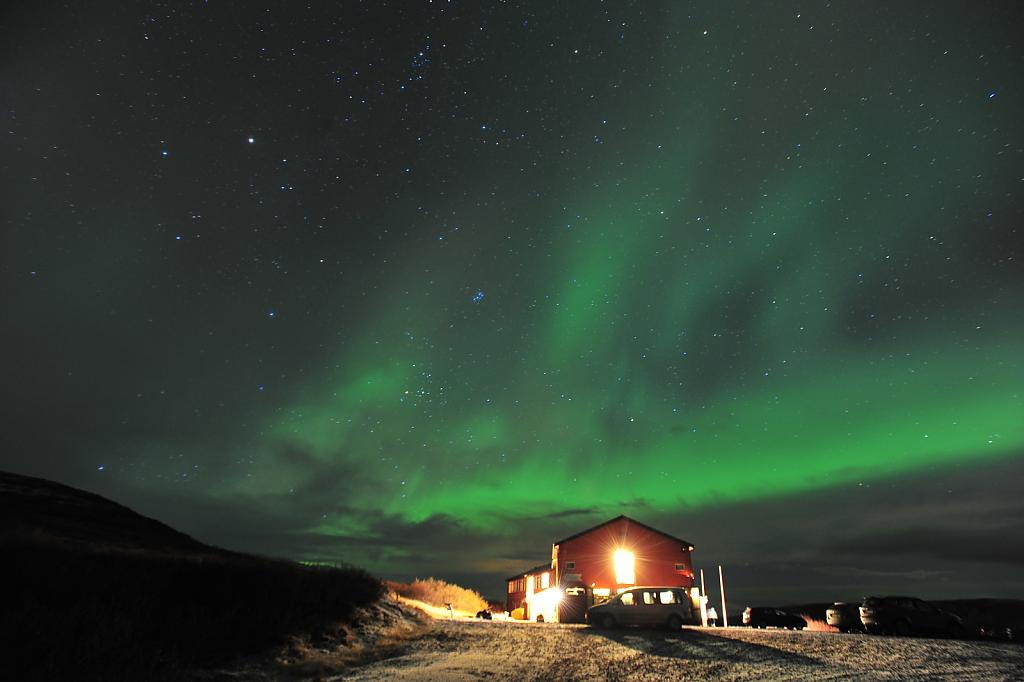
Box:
2;1;1022;598
262;8;1022;527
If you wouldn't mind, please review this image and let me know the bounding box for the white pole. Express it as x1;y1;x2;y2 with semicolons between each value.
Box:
718;564;728;628
699;568;708;627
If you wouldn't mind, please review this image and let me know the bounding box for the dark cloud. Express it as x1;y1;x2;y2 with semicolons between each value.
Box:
106;454;1024;605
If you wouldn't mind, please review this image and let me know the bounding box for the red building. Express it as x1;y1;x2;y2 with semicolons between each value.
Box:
505;515;696;623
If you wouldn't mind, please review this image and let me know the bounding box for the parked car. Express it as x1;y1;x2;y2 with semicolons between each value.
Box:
826;602;863;633
742;607;806;629
475;609;492;620
859;596;965;637
587;587;696;630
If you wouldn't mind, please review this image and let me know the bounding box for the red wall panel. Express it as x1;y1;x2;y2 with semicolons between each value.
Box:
555;517;693;590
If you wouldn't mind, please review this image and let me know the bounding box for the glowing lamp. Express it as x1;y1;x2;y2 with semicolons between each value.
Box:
613;549;635;584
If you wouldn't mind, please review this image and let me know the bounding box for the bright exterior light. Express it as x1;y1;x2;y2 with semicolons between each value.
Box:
525;584;563;623
613;549;635;584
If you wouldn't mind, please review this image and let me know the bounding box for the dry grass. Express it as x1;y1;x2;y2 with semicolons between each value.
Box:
187;596;432;680
799;615;839;632
267;598;431;679
387;577;489;614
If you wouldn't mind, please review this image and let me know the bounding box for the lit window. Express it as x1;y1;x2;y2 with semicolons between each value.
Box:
659;590;676;604
526;575;534;597
565;561;575;570
592;588;610;597
508;582;514;593
620;592;635;606
613;550;635;584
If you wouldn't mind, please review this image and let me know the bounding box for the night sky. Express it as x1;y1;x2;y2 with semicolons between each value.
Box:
2;1;1022;605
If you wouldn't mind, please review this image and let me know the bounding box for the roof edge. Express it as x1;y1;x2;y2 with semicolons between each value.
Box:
504;561;553;582
552;514;694;549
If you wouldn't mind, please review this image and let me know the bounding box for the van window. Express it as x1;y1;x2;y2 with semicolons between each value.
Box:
620;592;635;606
642;591;656;605
659;590;677;604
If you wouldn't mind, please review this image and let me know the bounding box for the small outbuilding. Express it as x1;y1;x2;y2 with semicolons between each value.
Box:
505;515;697;623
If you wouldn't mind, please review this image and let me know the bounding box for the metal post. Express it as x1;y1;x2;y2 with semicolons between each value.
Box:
718;565;728;628
698;568;708;626
699;568;708;626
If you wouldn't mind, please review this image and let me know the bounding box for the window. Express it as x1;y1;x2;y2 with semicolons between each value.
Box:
592;587;610;597
565;561;576;570
659;590;677;604
508;582;514;594
541;572;549;589
620;592;635;606
642;591;656;605
674;563;686;571
613;550;635;584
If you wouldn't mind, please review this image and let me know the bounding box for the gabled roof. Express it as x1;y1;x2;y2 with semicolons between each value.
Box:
504;561;552;582
553;514;694;549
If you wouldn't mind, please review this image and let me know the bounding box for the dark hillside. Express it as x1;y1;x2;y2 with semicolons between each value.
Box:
0;470;213;554
0;471;383;681
937;599;1024;640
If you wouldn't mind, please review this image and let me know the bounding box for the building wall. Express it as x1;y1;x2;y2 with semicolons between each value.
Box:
506;569;555;618
554;517;693;592
506;583;526;614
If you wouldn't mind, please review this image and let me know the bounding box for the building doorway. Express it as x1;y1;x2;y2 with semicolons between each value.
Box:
559;586;588;623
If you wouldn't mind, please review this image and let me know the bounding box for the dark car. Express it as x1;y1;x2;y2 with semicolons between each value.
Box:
826;602;863;633
475;610;492;620
587;587;696;630
742;606;806;629
859;596;965;637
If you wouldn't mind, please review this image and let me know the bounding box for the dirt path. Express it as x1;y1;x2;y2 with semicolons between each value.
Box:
336;620;1024;681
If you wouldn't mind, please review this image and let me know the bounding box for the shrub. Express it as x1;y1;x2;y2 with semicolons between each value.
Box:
388;577;488;614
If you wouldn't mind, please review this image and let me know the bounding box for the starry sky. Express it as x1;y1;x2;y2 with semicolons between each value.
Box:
2;1;1022;605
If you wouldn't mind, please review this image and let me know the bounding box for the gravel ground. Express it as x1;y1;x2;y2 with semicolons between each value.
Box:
337;620;1024;681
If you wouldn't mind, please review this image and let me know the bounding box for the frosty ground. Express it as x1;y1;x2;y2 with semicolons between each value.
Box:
337;618;1024;681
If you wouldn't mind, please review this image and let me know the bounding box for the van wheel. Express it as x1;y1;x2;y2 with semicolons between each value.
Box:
600;614;616;629
667;614;683;630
